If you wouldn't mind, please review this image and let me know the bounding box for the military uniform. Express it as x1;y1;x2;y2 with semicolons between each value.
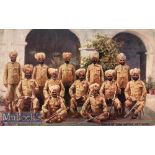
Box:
32;64;48;86
125;68;147;117
115;53;130;115
86;51;104;86
80;83;109;123
115;64;130;89
3;51;22;112
44;79;65;99
86;64;104;85
32;52;49;108
100;75;121;111
41;85;67;123
16;65;39;113
69;69;89;115
58;52;75;106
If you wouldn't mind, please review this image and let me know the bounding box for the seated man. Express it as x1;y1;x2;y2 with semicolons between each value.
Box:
41;85;67;123
80;83;109;124
69;68;89;117
43;68;65;100
16;64;39;114
100;69;121;118
125;68;147;119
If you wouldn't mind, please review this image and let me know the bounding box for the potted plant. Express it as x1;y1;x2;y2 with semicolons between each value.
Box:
145;76;155;95
150;82;155;95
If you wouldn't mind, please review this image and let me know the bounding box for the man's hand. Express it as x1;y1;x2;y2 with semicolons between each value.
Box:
139;96;144;101
104;111;109;117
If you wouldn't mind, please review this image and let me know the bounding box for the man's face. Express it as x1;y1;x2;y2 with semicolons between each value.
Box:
38;58;44;64
107;75;113;81
51;73;58;80
119;59;125;65
92;57;98;64
64;57;70;64
132;74;139;81
92;88;99;95
10;56;16;62
25;72;32;79
79;73;85;81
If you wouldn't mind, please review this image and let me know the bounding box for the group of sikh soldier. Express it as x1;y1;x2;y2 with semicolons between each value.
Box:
3;50;147;124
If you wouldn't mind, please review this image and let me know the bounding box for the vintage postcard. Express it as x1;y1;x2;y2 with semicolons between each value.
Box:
0;29;154;126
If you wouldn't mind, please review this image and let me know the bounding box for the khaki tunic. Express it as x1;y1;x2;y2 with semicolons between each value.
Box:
32;64;48;87
81;95;108;117
43;79;65;99
100;80;121;109
125;80;147;114
69;80;89;113
16;78;39;111
41;96;67;119
3;62;22;85
58;63;75;85
86;64;104;86
125;80;147;101
69;80;89;100
115;64;130;88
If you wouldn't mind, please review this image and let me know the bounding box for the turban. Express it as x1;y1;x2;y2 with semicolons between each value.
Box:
34;52;46;60
130;68;140;76
117;53;126;60
23;64;33;73
48;68;58;75
75;68;86;76
105;69;115;77
9;51;18;58
62;52;72;60
49;85;60;93
89;83;100;91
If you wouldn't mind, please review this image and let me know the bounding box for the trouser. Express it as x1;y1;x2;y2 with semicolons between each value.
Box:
41;109;67;122
106;98;121;110
5;84;18;112
117;88;126;115
70;96;86;114
36;86;44;110
83;112;109;123
17;97;39;113
125;99;144;115
64;84;71;107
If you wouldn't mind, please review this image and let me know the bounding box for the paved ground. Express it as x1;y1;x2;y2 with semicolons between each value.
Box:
0;94;155;126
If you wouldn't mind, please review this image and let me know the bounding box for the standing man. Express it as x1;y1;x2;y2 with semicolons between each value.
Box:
3;51;22;112
32;52;49;109
86;51;104;86
125;68;147;119
115;53;130;116
58;52;75;107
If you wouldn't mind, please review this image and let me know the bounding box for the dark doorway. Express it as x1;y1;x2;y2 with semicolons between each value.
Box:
25;29;81;68
113;32;146;80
